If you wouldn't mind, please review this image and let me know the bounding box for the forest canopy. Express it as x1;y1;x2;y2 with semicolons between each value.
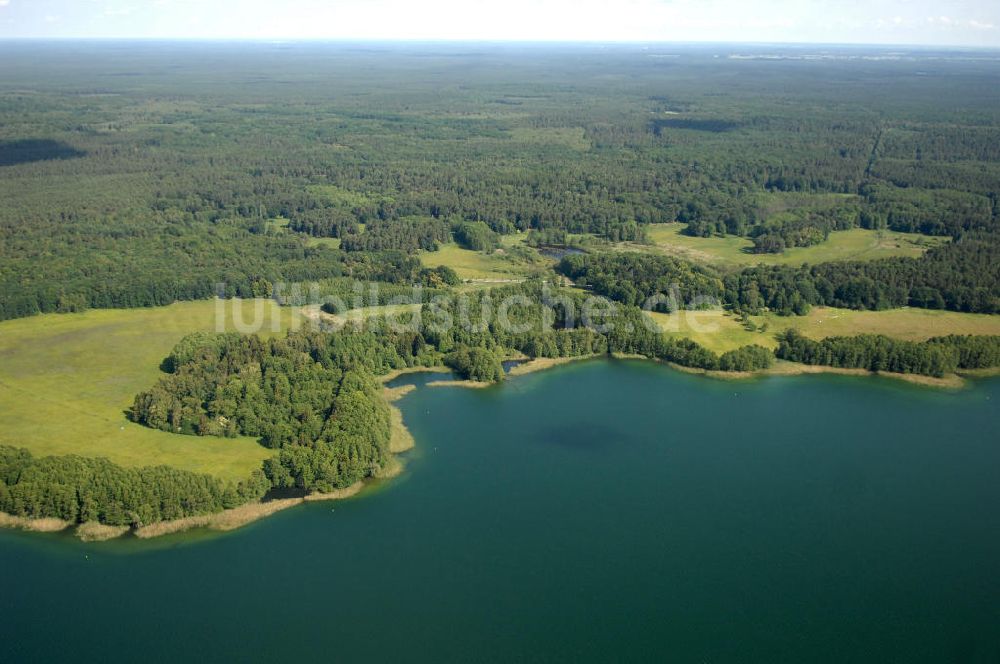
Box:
2;44;999;321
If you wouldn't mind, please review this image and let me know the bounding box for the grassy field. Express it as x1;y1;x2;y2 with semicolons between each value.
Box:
420;235;547;281
305;236;342;250
302;303;421;328
634;224;945;267
0;299;307;481
649;307;1000;354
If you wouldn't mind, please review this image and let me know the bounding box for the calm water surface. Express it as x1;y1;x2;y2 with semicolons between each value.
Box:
2;359;999;662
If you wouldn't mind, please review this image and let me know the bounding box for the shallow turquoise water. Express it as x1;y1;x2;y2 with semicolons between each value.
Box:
2;359;999;662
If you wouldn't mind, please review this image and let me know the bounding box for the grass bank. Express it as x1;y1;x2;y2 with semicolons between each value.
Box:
659;357;966;389
419;235;547;281
385;385;416;454
0;299;305;481
426;379;494;389
76;522;131;542
1;377;418;542
133;484;367;539
633;223;944;267
507;355;600;376
0;482;369;542
648;307;1000;355
0;512;71;534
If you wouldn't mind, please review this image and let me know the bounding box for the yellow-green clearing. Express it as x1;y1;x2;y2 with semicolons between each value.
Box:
305;236;342;250
0;299;308;481
649;307;1000;354
420;235;547;281
633;224;946;267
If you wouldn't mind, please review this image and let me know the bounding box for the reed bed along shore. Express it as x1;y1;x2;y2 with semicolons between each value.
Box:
0;483;367;542
506;355;600;377
0;512;71;533
663;358;966;388
134;482;367;539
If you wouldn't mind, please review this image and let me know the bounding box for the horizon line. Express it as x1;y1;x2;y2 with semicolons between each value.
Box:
1;37;999;51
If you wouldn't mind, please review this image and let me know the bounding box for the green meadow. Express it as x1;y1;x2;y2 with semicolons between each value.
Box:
636;224;945;267
0;299;306;481
649;307;1000;354
419;235;547;281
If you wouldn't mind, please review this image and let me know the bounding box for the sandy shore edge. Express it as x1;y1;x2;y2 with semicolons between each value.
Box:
423;351;968;389
0;473;378;543
507;354;600;377
661;357;966;388
426;379;493;389
76;522;132;541
134;481;367;539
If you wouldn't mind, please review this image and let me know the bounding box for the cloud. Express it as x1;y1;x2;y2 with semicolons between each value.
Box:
924;14;996;31
105;6;135;17
2;0;998;46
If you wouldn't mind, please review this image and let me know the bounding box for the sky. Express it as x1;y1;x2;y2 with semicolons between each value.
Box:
0;0;998;47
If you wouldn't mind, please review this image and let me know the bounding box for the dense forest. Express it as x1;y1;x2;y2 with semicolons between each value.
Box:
130;328;429;493
726;235;1000;315
557;253;724;311
2;44;999;321
775;330;1000;377
0;446;270;527
340;217;452;253
558;236;1000;315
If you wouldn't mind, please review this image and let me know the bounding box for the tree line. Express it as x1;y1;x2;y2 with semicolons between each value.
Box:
556;235;1000;316
775;330;1000;377
557;253;725;311
0;445;270;527
727;234;1000;315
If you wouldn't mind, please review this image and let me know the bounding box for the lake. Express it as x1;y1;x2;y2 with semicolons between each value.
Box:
1;359;999;662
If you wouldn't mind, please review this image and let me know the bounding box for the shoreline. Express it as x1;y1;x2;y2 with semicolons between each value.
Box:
0;512;73;534
133;482;369;539
380;365;450;383
1;353;986;543
506;354;601;377
426;379;493;389
384;383;416;471
377;349;974;391
663;358;967;389
496;352;967;390
428;355;604;388
424;352;970;390
1;377;427;543
0;481;370;543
